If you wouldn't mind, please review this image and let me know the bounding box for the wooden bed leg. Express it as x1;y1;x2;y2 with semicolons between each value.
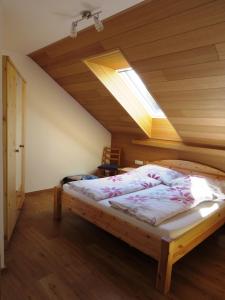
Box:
156;238;173;294
54;186;62;221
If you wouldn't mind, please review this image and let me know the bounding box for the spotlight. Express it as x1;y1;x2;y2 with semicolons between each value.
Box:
70;21;77;38
69;10;104;39
93;14;104;32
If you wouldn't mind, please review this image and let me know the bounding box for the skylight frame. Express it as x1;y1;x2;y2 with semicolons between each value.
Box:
118;68;166;118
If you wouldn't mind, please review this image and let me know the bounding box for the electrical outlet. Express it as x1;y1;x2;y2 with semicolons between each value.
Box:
135;160;144;165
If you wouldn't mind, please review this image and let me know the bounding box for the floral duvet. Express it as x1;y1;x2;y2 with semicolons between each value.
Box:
66;164;184;202
109;176;225;226
66;171;161;201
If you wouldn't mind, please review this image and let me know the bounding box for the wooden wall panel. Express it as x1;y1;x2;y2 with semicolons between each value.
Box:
112;134;225;173
112;133;179;167
30;0;225;147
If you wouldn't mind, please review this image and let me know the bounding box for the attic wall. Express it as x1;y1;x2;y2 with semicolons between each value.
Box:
6;53;111;192
30;0;225;148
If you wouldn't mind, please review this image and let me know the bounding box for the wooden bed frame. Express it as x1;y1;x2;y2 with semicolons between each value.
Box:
53;160;225;294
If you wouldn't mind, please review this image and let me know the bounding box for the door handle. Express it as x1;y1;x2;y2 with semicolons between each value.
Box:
19;145;24;148
15;149;19;152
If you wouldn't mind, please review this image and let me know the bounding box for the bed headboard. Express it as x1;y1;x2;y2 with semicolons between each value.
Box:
151;160;225;178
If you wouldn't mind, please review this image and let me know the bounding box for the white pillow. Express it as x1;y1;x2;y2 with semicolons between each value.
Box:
130;164;184;185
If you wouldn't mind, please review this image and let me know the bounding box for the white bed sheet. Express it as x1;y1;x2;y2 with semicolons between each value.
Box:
63;184;225;239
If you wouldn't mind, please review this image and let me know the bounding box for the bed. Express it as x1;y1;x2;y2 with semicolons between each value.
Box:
53;160;225;294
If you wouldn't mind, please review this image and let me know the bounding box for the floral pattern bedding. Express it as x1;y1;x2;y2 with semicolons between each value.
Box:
109;179;225;226
65;164;184;202
66;172;161;201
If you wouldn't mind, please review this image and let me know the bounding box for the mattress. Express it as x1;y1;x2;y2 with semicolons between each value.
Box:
63;184;225;239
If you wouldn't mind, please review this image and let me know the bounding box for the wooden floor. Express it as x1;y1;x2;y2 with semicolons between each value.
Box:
2;190;225;300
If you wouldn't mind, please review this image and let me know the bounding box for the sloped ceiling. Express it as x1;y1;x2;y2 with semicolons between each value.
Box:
30;0;225;147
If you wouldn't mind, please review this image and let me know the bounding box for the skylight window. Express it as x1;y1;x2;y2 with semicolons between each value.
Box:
118;68;165;118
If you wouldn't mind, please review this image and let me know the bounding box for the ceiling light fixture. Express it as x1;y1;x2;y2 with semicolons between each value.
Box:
70;21;78;38
70;10;104;39
93;15;104;32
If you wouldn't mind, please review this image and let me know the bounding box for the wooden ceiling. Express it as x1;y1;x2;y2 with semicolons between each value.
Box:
30;0;225;147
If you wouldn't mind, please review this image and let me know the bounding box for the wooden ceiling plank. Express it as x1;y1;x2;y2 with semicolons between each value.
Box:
123;22;225;62
81;104;127;111
154;88;225;100
164;110;225;118
148;75;225;92
140;71;167;83
45;62;89;78
175;124;225;134
159;102;225;111
170;118;225;126
63;80;104;92
102;0;225;50
163;60;225;81
45;42;105;69
131;45;218;73
57;71;97;85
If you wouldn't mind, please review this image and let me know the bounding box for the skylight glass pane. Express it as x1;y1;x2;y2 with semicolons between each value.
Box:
118;68;165;118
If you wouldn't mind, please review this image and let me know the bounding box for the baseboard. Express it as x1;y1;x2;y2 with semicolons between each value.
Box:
25;187;54;196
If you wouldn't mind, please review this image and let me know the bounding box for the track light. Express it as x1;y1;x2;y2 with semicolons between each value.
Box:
70;21;77;38
70;10;103;39
93;15;104;32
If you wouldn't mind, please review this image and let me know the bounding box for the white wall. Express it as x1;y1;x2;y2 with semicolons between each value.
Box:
0;0;5;268
5;52;111;192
